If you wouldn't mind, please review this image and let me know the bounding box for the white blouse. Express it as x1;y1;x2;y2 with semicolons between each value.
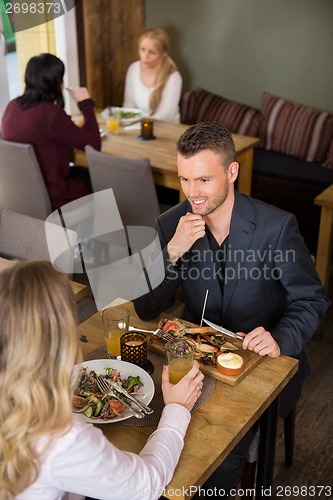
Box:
16;404;190;500
123;61;182;123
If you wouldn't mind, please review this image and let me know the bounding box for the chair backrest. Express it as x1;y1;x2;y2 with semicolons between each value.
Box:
0;139;52;219
85;146;160;227
0;210;77;275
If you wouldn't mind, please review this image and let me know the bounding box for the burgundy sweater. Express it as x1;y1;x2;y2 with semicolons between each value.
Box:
2;98;101;210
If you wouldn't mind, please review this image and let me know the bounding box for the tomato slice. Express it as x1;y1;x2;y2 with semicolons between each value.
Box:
109;401;126;413
163;320;179;333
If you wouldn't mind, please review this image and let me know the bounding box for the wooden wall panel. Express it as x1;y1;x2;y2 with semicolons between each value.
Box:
81;0;145;108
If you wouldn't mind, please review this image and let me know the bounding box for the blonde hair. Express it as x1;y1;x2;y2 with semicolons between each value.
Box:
0;260;81;498
138;28;177;114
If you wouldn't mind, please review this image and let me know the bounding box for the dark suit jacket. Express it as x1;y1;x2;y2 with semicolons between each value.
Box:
134;191;330;415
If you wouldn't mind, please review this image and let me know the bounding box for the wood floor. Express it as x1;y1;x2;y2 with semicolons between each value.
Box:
273;291;333;498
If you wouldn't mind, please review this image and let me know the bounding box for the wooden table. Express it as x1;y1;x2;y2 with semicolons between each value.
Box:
314;184;333;290
75;119;260;199
0;257;88;303
78;301;298;500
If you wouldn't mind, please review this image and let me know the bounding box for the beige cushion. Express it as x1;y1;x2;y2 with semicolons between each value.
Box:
180;88;263;137
261;92;333;164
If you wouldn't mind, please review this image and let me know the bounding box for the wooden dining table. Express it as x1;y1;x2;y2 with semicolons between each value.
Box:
0;256;89;303
74;118;261;199
78;300;298;500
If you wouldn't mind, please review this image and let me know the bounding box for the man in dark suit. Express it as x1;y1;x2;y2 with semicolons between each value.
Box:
134;122;330;494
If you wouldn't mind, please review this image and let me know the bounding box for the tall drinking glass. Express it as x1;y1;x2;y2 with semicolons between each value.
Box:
107;116;119;134
101;306;130;359
165;338;196;384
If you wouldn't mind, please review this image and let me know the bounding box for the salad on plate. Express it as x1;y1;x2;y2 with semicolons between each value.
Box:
100;107;144;125
72;359;154;423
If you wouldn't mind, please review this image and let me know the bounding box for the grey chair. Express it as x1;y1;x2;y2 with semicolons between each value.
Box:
0;209;77;276
0;139;52;219
85;146;160;227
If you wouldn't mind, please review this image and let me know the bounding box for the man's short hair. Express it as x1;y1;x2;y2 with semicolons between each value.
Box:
177;122;237;168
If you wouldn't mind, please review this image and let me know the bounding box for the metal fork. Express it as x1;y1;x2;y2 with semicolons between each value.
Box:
128;325;174;342
96;377;144;419
101;378;154;415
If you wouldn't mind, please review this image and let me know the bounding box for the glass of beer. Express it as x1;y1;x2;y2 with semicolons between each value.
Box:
165;338;196;384
101;306;130;359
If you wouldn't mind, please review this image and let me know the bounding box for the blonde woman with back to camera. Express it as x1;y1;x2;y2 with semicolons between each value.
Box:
0;260;203;500
123;28;182;122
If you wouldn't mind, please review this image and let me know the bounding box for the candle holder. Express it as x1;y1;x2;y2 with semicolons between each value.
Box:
120;332;154;373
138;119;156;140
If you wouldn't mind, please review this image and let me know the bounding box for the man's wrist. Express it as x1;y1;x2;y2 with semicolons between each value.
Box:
167;243;180;266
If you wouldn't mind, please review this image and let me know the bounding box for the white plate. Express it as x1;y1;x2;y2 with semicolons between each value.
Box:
100;107;144;125
73;359;154;424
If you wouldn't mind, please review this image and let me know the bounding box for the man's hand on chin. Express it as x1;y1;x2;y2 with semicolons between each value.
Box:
167;212;206;265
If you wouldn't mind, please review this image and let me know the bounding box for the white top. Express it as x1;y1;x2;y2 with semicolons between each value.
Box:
16;404;190;500
123;61;182;123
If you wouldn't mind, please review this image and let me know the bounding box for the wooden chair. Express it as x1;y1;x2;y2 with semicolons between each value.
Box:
85;146;160;227
0;209;77;276
0;139;52;219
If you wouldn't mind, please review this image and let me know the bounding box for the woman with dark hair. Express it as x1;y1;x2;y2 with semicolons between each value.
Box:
2;53;101;210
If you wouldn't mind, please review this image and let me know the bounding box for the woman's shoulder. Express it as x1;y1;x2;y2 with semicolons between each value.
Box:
167;69;182;86
3;99;61;121
44;415;103;456
127;60;140;74
30;102;67;125
4;98;17;109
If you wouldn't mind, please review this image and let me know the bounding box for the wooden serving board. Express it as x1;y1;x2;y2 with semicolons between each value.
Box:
146;319;265;386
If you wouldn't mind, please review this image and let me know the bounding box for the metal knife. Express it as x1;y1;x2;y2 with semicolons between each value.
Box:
107;380;154;415
203;318;244;340
107;388;145;419
97;378;145;419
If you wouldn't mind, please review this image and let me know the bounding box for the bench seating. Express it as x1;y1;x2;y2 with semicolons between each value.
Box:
180;88;333;253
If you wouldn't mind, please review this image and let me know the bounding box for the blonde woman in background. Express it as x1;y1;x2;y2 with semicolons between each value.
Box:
0;260;203;500
123;28;182;122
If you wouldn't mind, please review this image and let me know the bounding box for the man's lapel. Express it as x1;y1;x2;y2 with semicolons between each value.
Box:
223;193;256;317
